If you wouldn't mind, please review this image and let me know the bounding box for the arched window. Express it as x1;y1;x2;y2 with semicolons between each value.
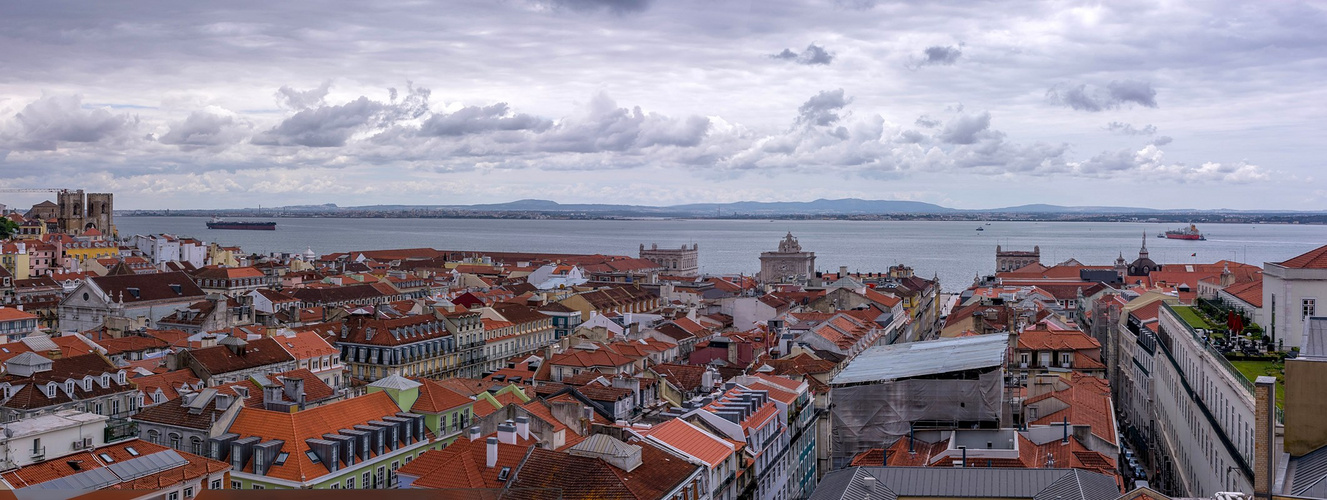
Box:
169;433;181;450
190;437;203;455
147;430;161;444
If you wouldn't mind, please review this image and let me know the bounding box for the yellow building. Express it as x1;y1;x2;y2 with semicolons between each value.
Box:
62;241;119;269
0;243;31;281
207;243;240;267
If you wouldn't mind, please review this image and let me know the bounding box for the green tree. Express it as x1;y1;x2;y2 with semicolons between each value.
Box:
0;218;17;240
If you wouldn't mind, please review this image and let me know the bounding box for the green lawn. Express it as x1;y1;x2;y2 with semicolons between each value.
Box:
1172;306;1222;331
1229;360;1285;408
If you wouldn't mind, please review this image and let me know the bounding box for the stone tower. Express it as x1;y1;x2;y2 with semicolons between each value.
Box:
758;232;816;283
53;189;114;236
85;192;114;233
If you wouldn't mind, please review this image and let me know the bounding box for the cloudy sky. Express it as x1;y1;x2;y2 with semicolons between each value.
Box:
1;0;1324;210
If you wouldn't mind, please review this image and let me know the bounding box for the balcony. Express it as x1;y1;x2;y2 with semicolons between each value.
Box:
29;446;45;459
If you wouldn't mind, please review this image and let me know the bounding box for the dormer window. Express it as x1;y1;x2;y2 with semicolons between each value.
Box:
65;381;74;394
82;376;92;391
100;374;110;387
116;371;126;385
45;382;57;398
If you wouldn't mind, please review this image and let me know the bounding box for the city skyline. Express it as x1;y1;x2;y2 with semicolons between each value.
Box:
1;0;1324;210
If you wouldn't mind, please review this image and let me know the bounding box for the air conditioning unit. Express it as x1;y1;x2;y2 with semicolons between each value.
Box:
71;437;93;450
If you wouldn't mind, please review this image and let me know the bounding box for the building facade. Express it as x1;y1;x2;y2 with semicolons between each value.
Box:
759;233;816;283
640;243;700;277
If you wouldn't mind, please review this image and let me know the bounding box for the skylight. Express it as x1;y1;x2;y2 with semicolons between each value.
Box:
305;450;320;463
498;467;512;482
98;453;115;463
126;447;139;456
274;452;289;466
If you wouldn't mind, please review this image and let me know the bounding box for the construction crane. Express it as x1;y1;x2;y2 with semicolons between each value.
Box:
0;188;74;193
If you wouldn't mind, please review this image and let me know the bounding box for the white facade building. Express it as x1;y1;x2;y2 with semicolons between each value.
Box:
1150;303;1257;497
1264;245;1327;351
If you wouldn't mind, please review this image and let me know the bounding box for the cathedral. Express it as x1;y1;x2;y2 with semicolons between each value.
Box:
758;232;816;283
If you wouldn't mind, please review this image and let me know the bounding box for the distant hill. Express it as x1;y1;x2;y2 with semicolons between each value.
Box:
236;198;1326;216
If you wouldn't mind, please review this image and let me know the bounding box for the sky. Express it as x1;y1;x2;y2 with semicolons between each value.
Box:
0;0;1324;211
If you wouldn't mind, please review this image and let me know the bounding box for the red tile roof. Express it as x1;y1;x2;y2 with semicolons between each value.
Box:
187;337;294;376
1017;328;1101;351
403;436;532;489
225;391;431;482
1224;279;1264;307
1;440;228;490
274;330;339;360
644;418;734;467
411;378;475;413
1277;245;1327;269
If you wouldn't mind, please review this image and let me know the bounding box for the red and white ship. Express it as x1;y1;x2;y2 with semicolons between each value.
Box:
1163;223;1205;240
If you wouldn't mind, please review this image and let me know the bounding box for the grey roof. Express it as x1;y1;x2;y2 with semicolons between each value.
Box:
367;373;422;391
810;467;1120;500
1289;444;1327;497
4;351;51;367
831;334;1010;386
23;449;188;495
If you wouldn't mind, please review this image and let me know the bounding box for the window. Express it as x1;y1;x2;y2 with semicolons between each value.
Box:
168;492;179;500
126;446;140;456
331;483;339;489
211;480;221;490
1060;352;1072;367
1304;298;1317;318
232;481;242;489
99;453;115;463
1019;353;1029;366
184;487;194;498
252;484;264;490
274;452;289;466
346;477;354;489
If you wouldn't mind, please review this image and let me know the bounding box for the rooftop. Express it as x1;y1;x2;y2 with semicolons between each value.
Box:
831;334;1010;386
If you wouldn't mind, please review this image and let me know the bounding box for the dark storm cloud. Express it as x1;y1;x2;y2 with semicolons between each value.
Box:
795;89;851;127
770;44;835;65
1106;121;1156;136
1047;81;1159;112
921;45;962;66
158;110;248;148
541;0;652;14
2;94;139;151
418;103;551;137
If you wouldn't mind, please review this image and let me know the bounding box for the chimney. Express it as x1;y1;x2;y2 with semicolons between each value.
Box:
467;426;481;442
486;437;499;468
281;376;306;406
1254;376;1278;500
263;385;285;411
863;475;876;493
498;420;517;445
214;393;233;411
515;416;530;440
839;266;848;277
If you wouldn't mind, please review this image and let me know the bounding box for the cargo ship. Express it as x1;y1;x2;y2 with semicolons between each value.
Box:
206;217;276;231
1163;223;1205;240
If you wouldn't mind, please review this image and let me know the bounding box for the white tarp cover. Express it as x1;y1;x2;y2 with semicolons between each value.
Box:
831;369;1004;459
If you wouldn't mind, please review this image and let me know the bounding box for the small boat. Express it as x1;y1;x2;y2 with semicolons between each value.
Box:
976;227;984;232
